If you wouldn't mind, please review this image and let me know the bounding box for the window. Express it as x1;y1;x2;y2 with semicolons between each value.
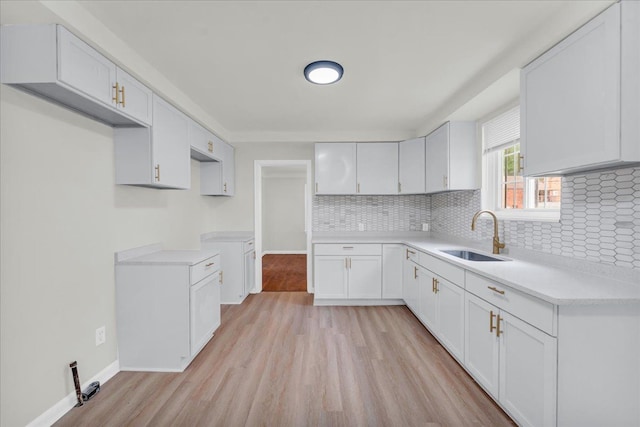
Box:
481;106;561;221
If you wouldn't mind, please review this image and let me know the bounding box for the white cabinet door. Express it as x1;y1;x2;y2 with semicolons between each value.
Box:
190;274;217;356
315;143;356;194
419;268;438;331
57;26;116;107
115;68;153;125
499;311;557;427
465;292;500;398
521;4;623;175
244;250;255;295
348;256;382;299
403;259;419;314
189;120;221;161
436;278;465;361
399;137;426;194
356;143;398;195
382;244;404;299
152;96;190;189
314;256;348;299
221;142;235;196
425;124;449;193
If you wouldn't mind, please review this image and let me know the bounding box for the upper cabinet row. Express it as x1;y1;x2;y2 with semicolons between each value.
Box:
315;121;478;195
521;1;639;176
1;24;235;195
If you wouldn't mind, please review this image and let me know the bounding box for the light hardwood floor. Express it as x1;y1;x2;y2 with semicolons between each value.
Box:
55;292;515;426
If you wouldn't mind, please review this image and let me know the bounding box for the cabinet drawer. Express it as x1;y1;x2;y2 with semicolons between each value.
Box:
190;254;220;285
419;253;465;287
243;239;255;254
404;246;420;263
314;244;382;256
466;272;555;335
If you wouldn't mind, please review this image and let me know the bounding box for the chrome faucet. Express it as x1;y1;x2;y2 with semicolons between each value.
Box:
471;210;505;254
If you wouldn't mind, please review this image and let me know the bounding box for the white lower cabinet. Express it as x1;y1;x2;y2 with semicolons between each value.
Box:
382;244;404;299
403;256;420;314
465;292;557;427
313;244;383;302
115;250;221;372
418;266;465;361
201;234;255;304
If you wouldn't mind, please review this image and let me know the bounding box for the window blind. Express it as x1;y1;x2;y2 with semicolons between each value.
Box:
482;106;520;152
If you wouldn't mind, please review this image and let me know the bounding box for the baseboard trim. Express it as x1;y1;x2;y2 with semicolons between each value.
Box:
313;298;405;306
262;250;307;255
27;360;120;427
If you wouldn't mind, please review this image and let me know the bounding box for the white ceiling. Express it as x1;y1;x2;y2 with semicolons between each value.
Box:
1;1;613;143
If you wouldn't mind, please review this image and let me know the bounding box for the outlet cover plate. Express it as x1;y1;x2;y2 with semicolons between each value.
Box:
95;326;105;346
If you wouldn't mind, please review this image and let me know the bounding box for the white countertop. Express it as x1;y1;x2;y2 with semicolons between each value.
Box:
312;232;640;305
116;250;219;266
201;231;254;242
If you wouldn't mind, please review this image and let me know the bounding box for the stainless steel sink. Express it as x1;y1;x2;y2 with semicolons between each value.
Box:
440;249;507;262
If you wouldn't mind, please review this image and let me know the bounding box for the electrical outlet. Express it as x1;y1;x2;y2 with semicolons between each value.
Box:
422;223;430;232
358;223;365;231
95;326;105;346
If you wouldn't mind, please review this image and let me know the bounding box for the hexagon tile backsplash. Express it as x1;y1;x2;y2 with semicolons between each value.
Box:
431;166;640;269
312;166;639;269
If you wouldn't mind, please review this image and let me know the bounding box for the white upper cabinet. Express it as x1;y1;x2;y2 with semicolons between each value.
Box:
114;95;190;189
114;68;153;126
1;24;151;127
425;122;478;194
399;137;426;194
188;120;223;162
57;25;116;107
356;143;398;195
521;1;640;175
200;140;235;196
315;143;357;194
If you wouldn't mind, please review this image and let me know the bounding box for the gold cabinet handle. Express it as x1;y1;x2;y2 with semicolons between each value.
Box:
119;85;125;107
219;270;223;284
155;164;160;182
208;141;214;152
406;249;415;259
112;82;120;105
398;182;402;193
488;286;505;295
443;175;448;189
253;251;256;259
490;310;497;334
357;183;360;193
205;262;215;267
496;314;503;337
434;278;439;293
432;277;435;292
223;182;227;193
315;182;318;193
414;266;418;279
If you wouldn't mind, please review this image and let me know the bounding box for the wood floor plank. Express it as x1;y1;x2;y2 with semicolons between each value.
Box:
262;254;306;292
54;292;515;427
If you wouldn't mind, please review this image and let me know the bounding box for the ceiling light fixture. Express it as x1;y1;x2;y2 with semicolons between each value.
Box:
304;60;344;85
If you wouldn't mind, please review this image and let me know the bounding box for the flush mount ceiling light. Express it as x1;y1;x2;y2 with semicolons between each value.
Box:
304;60;344;85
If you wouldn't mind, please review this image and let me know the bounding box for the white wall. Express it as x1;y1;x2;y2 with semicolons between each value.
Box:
0;86;218;427
262;175;306;252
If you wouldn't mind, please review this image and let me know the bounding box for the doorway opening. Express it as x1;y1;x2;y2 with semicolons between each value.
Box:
254;160;313;293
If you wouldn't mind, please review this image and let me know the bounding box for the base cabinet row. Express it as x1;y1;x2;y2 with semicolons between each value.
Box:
314;244;403;301
403;249;556;427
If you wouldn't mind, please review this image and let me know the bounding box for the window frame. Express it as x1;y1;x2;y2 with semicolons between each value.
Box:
480;105;560;223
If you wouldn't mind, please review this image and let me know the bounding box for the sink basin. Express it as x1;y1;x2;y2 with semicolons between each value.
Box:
440;249;507;262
